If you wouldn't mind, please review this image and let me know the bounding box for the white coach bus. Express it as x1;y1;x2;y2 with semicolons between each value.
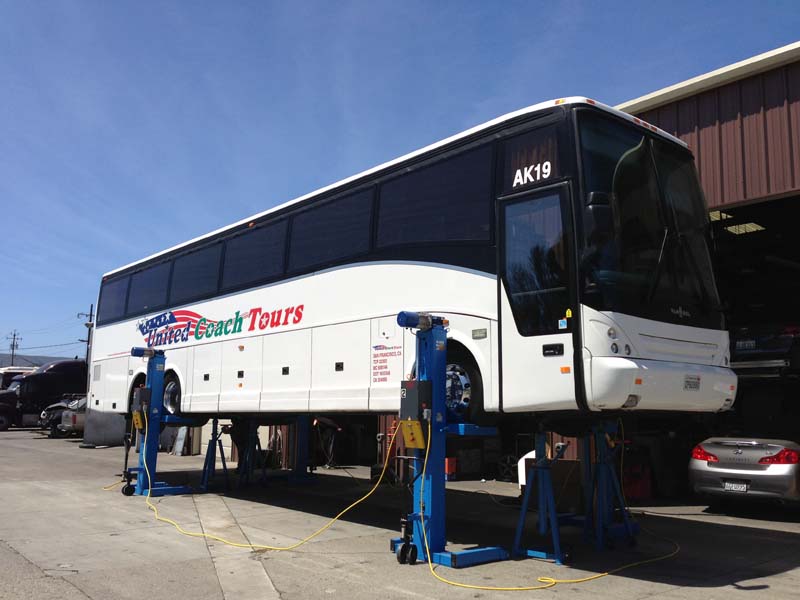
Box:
89;98;736;427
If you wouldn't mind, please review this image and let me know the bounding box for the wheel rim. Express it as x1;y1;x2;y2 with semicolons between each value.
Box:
497;454;517;481
163;380;180;415
445;363;471;421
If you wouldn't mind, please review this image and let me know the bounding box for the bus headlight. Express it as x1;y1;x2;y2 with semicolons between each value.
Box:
610;343;619;354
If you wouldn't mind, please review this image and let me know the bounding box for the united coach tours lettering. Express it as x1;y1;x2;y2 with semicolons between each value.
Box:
140;303;305;348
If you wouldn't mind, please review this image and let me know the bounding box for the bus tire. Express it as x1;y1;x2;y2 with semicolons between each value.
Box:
163;373;181;416
447;346;496;426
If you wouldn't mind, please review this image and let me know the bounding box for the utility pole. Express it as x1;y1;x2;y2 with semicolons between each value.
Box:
77;304;94;364
6;330;20;366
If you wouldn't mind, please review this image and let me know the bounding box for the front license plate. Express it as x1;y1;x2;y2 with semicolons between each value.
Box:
724;481;748;492
684;375;701;391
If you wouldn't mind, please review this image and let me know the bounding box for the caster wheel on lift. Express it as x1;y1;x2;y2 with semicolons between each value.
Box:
397;542;410;564
407;545;418;565
121;484;135;497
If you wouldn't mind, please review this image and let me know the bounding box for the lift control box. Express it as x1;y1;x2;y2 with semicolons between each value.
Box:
399;380;431;449
131;387;151;431
400;380;431;421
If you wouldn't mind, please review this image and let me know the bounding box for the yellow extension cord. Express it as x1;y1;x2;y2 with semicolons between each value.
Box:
108;408;678;591
418;420;681;591
139;407;399;551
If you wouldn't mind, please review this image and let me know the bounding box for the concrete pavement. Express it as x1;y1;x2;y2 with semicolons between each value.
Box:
1;427;800;599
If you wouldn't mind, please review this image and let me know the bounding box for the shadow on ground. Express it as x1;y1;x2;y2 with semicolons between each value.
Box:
145;464;800;593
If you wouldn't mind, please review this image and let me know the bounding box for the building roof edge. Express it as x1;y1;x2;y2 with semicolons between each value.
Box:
617;40;800;114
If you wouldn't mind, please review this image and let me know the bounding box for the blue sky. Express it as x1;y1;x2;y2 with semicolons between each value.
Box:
1;1;798;359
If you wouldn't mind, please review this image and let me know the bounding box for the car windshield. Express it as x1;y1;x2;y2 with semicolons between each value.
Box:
578;112;723;329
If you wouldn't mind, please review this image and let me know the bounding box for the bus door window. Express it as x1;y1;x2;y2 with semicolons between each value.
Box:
502;192;569;336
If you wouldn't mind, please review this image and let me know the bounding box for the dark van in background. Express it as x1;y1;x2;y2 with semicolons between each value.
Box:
0;360;87;431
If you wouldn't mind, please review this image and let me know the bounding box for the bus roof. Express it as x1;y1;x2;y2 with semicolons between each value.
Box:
104;97;685;278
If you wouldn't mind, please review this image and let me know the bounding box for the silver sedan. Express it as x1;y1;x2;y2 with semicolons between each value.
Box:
689;437;800;504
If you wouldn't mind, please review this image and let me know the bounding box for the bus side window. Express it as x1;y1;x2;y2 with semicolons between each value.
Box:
288;189;372;272
377;144;492;247
171;243;223;305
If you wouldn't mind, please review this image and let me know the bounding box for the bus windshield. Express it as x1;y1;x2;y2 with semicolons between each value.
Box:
578;111;723;329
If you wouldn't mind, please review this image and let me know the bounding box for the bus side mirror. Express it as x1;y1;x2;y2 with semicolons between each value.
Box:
584;204;613;237
586;191;613;206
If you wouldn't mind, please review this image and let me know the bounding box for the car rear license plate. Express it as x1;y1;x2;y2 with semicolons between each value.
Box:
724;481;748;492
736;339;756;351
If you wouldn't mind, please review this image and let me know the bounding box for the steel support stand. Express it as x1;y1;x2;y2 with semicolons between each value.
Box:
584;421;639;549
289;415;314;482
511;432;570;564
200;418;230;492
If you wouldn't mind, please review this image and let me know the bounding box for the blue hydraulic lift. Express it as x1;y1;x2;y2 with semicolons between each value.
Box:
122;347;198;497
391;311;638;568
122;329;636;561
121;346;313;497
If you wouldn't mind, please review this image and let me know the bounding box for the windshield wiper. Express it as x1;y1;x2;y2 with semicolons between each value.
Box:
676;229;720;313
645;226;670;305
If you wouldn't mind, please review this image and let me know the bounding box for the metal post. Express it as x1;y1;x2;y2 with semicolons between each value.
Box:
291;415;313;481
201;418;219;491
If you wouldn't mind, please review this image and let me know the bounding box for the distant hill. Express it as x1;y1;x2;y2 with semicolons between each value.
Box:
0;353;81;368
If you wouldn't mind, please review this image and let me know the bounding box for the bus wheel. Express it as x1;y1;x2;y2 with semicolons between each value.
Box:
447;347;496;426
163;374;181;415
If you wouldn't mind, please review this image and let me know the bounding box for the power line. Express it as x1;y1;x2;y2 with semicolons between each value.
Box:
17;341;83;351
21;316;81;334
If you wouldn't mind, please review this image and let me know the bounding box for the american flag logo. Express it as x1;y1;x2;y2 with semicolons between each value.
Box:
170;309;217;338
139;309;218;346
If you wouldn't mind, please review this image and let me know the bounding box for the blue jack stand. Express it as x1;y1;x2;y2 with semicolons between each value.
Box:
391;312;508;569
581;421;639;549
237;420;266;487
289;415;314;483
511;432;571;564
123;347;193;497
200;418;230;492
234;416;313;487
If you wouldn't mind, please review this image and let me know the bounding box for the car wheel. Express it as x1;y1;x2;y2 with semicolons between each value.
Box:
0;413;10;432
497;454;518;482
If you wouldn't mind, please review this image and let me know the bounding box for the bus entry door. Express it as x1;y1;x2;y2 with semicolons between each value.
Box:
499;185;577;412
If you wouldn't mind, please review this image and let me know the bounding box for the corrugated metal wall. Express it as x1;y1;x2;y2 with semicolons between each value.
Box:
637;61;800;208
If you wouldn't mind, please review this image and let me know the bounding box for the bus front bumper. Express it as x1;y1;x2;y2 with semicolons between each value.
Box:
587;356;737;413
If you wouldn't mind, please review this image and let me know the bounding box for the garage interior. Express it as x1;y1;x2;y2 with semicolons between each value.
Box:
714;195;800;438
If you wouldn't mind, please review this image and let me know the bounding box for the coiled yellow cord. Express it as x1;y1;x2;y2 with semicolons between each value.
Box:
131;406;676;589
418;420;680;591
140;407;398;551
